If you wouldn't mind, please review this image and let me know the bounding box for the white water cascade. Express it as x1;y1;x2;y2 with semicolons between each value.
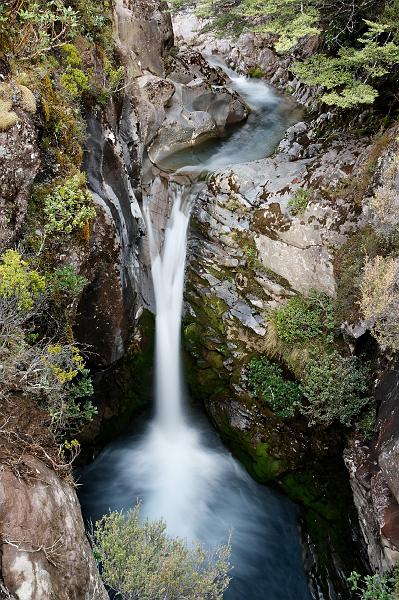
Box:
136;185;228;540
79;64;312;599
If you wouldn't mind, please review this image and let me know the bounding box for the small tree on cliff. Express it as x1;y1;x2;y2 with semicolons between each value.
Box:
92;503;232;600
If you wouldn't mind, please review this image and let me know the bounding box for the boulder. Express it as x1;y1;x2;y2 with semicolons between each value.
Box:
0;457;107;600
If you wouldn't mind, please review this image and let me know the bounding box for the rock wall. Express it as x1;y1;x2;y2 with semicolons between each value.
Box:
0;457;107;600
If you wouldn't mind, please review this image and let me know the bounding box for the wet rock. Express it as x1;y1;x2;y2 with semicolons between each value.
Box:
345;363;399;571
172;10;319;106
0;457;107;600
114;0;173;77
148;61;248;164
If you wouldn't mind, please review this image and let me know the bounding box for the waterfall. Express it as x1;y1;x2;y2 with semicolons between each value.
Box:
144;186;190;432
133;183;226;540
79;63;312;599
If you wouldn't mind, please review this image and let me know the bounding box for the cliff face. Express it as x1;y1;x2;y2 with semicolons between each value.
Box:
0;1;174;597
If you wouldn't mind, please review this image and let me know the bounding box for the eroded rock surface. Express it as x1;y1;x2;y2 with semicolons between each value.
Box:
0;457;107;600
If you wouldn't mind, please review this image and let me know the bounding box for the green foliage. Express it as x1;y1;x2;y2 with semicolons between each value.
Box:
300;351;370;426
356;406;377;442
49;265;87;299
103;56;125;92
242;0;320;53
348;568;399;599
61;43;82;67
0;0;79;61
60;68;90;98
92;503;232;600
271;291;336;345
293;18;399;108
288;188;311;216
248;66;265;78
42;172;96;235
43;344;96;433
0;250;45;311
248;356;302;418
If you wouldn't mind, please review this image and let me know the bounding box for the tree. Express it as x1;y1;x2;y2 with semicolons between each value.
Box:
292;18;399;108
240;0;319;53
92;503;232;600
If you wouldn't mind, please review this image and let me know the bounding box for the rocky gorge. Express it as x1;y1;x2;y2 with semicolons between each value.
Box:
1;0;399;599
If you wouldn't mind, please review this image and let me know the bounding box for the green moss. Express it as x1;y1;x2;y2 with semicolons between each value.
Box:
210;406;294;482
280;463;368;598
252;443;282;480
247;66;265;78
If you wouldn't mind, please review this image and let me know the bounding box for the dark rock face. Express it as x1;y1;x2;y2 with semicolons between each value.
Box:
0;114;40;248
345;365;399;571
0;457;107;600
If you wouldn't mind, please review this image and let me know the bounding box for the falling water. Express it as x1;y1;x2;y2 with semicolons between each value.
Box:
79;63;313;599
144;188;190;432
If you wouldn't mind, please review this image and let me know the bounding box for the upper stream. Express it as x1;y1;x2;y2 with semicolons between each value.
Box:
78;64;312;600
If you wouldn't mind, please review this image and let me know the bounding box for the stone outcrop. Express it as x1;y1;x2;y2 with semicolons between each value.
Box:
0;112;40;249
0;457;107;600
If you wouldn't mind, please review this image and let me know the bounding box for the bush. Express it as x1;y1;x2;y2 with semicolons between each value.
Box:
359;255;399;351
300;351;370;426
42;172;96;235
271;291;336;345
0;0;79;61
92;503;232;600
247;356;302;418
348;568;399;599
60;68;90;98
49;265;87;299
0;253;95;437
0;250;45;311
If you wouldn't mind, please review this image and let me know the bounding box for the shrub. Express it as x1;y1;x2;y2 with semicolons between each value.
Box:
0;250;45;311
247;356;302;418
92;503;232;600
288;188;311;216
359;255;399;351
299;351;370;426
49;265;87;299
348;568;399;599
61;43;82;67
271;291;336;345
60;68;90;98
248;66;265;78
0;0;79;61
43;172;96;234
